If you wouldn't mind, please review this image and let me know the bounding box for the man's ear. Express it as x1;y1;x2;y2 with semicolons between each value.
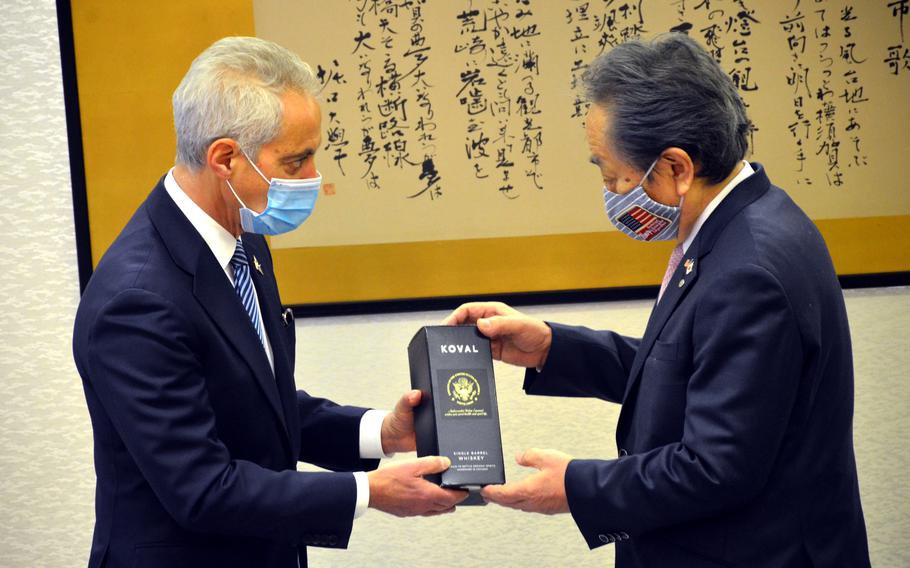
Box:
660;147;696;198
206;138;240;180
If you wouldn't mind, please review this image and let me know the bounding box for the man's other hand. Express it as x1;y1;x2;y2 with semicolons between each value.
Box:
442;302;552;369
367;456;468;517
380;389;420;455
481;449;571;515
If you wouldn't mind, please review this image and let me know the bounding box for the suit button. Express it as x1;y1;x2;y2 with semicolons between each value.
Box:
328;536;338;546
619;532;630;540
619;448;629;457
598;534;610;543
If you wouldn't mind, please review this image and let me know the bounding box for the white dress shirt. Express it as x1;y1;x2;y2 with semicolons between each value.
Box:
163;169;390;520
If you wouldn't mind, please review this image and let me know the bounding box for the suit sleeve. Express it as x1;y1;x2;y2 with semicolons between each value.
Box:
86;288;359;547
523;322;640;404
295;393;380;472
565;265;803;548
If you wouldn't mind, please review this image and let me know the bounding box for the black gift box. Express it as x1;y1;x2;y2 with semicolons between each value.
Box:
408;325;506;505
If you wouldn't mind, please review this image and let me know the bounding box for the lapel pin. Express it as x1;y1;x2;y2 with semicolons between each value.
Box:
684;258;695;275
253;256;263;275
678;278;685;288
281;311;288;326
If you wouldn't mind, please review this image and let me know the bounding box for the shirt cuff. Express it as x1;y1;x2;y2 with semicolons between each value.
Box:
359;409;393;459
352;471;369;519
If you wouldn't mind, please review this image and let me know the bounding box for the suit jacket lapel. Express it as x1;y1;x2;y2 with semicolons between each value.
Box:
622;247;700;402
192;253;289;437
621;164;773;404
146;182;290;442
244;236;301;457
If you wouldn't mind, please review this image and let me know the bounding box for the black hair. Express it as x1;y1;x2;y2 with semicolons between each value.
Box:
583;33;751;184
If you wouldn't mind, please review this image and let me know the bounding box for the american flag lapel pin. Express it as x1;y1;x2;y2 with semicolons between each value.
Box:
684;258;695;275
253;256;263;275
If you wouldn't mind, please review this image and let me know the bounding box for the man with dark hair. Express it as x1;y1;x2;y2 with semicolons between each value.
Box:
445;33;870;567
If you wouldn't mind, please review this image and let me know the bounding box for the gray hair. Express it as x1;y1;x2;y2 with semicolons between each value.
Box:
583;33;750;184
172;36;320;169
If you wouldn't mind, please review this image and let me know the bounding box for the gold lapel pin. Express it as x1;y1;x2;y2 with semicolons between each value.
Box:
684;258;695;275
253;256;263;275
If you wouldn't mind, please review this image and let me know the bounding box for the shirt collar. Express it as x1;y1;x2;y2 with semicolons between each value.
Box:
681;160;754;254
163;168;238;272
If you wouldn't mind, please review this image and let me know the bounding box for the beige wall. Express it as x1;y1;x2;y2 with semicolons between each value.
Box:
1;2;908;566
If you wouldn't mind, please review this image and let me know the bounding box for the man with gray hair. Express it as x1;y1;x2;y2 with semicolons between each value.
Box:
74;36;464;568
445;33;870;567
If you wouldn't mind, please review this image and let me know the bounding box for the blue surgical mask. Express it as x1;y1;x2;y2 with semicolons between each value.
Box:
603;158;681;241
226;150;321;235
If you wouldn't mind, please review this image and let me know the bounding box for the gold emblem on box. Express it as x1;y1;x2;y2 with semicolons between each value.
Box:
447;372;480;406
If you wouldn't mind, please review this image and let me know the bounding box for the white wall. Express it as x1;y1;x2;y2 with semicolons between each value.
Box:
0;2;907;566
0;1;95;566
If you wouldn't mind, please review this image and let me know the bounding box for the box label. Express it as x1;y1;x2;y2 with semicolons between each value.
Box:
436;369;493;420
450;449;498;474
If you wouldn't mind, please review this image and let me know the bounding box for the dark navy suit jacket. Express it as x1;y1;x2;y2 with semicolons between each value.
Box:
73;179;379;567
524;165;870;567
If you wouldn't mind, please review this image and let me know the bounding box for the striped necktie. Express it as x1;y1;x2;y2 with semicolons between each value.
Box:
230;239;265;346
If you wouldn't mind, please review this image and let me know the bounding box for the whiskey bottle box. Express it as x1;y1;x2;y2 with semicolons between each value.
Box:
407;325;506;505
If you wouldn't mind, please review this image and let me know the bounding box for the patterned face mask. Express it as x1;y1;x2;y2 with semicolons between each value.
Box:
603;158;681;242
